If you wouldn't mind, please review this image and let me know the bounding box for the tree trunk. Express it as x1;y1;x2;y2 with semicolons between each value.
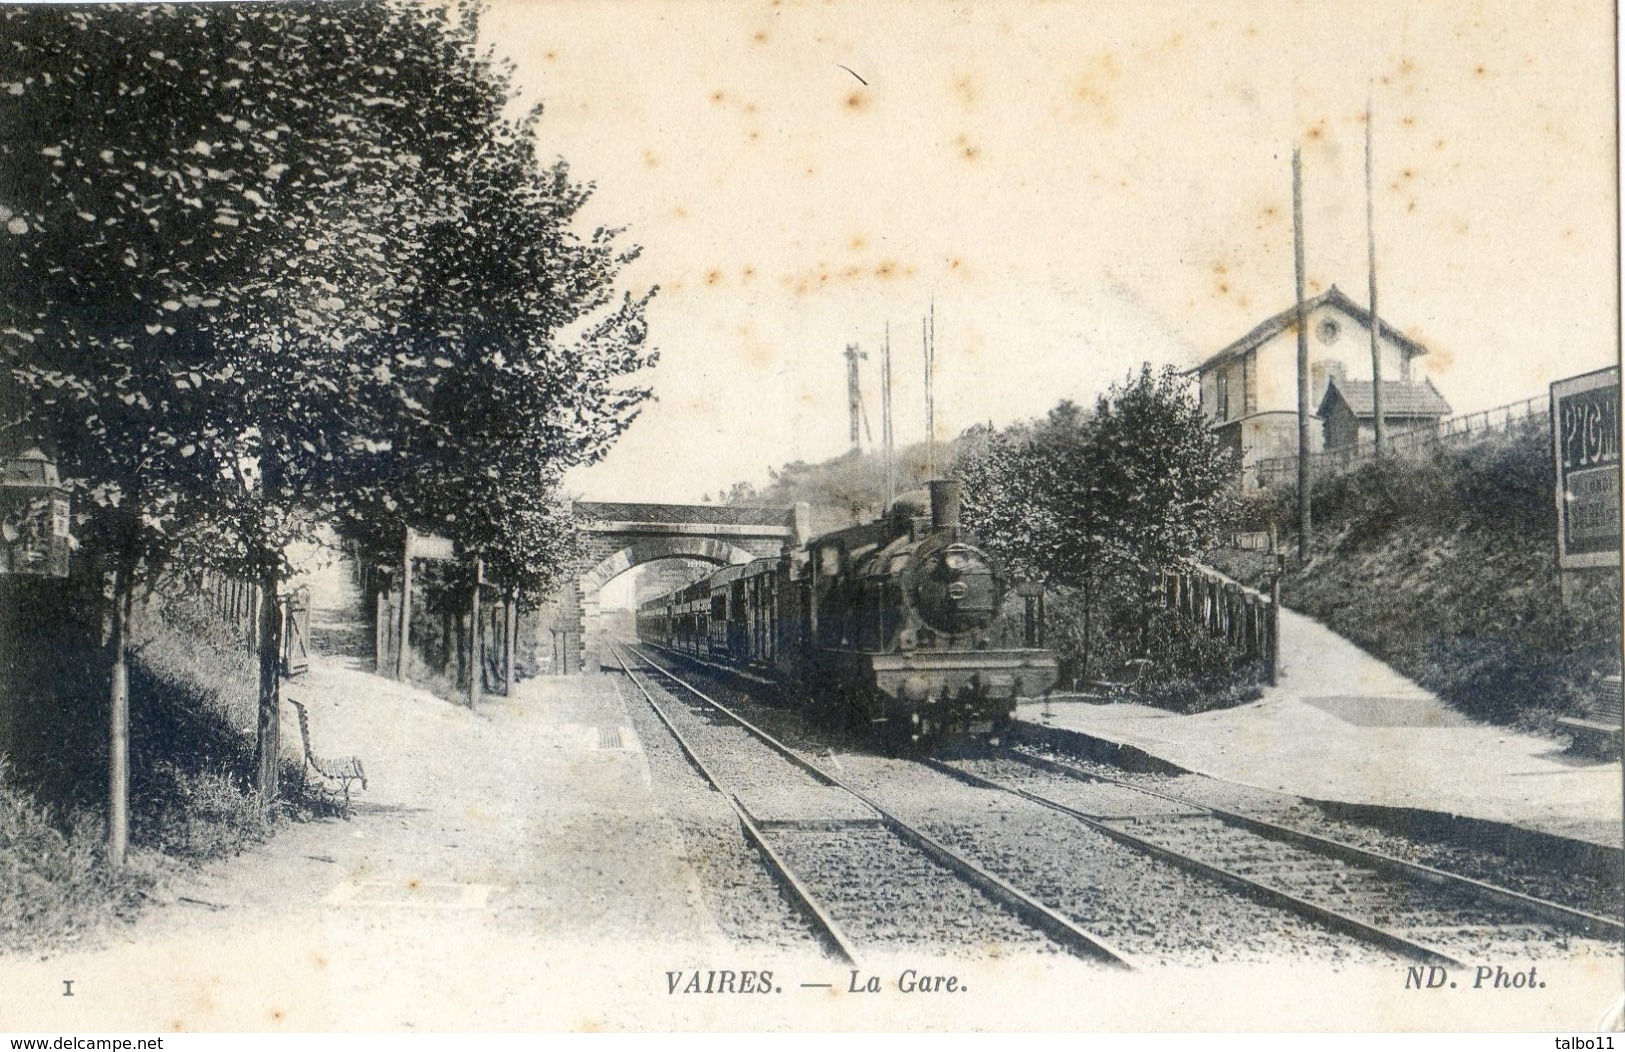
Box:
454;609;466;689
107;562;133;868
395;533;412;681
1079;571;1094;687
252;438;283;805
253;561;282;804
503;594;517;696
374;577;388;676
468;560;482;709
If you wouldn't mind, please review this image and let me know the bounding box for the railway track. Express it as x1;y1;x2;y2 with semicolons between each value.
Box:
929;746;1625;965
609;641;1137;969
622;642;1620;965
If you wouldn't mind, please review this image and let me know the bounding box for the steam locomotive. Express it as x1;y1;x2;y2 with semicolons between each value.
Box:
634;480;1058;751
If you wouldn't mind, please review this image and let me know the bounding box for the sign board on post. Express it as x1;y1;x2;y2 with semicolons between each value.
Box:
409;531;456;562
1551;366;1621;586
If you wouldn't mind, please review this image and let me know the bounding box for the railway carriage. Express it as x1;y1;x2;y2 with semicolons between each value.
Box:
636;480;1058;751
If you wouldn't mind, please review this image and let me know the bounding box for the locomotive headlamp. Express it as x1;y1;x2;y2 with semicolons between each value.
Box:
943;552;969;571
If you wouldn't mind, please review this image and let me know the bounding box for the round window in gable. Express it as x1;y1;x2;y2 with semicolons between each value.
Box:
1316;317;1342;345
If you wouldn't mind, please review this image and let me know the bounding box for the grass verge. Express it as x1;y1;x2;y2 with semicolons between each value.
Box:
0;588;339;955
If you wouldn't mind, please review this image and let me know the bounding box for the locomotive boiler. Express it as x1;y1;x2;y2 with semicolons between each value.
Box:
636;480;1058;751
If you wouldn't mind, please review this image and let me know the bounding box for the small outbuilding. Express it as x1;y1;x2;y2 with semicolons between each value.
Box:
1317;376;1453;452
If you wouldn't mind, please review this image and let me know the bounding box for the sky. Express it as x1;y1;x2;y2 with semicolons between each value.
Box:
478;0;1618;505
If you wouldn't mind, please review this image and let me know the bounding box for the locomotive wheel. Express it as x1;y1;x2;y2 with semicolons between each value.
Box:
882;711;933;757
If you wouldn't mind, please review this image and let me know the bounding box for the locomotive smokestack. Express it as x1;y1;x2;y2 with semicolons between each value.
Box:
929;479;961;531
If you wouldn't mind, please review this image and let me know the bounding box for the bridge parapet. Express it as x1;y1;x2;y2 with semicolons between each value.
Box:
556;501;808;672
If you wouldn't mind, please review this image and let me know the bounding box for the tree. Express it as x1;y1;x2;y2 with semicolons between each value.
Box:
958;365;1237;681
1;2;656;812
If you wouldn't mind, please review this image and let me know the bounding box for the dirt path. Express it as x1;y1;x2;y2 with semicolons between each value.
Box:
1;565;731;1030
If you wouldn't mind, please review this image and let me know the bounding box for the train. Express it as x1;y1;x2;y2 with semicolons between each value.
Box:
634;480;1059;751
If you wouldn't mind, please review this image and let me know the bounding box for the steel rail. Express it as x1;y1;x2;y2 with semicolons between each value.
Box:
624;642;1138;969
925;757;1461;966
609;643;863;966
1005;747;1625;942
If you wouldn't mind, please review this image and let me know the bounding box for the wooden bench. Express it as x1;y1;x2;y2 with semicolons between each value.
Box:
1559;675;1622;757
1085;658;1154;699
287;697;368;807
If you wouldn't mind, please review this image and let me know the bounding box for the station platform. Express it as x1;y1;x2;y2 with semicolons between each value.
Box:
12;658;732;1030
1017;606;1624;852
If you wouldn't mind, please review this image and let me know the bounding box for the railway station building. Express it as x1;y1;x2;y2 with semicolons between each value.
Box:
1189;284;1443;477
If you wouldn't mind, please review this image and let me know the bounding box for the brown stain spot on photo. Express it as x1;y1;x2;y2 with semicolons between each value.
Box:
1070;53;1121;125
705;269;722;286
849;234;867;251
312;952;328;969
1428;343;1457;373
752;29;769;44
1304;120;1326;142
270;1008;285;1023
954;72;978;107
543;50;557;62
405;877;421;890
747;130;760;142
845;89;870;113
741;265;756;281
642;150;659;168
875;260;896;278
710;89;726;104
740;328;775;370
673;205;689;219
1474;64;1487;76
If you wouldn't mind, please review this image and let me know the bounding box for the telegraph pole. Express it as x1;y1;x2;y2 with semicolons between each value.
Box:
924;300;936;479
1293;145;1312;564
882;323;895;510
1366;94;1387;459
844;343;866;453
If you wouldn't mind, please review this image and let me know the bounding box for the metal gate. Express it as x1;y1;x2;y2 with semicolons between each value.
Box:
282;586;311;678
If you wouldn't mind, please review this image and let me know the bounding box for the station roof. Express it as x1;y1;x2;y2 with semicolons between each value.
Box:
1188;285;1432;376
1318;376;1453;420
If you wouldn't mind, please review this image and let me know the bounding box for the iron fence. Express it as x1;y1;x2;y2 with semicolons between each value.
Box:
1249;394;1548;490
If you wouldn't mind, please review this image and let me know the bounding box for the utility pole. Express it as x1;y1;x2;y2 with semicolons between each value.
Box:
1366;94;1387;459
882;323;895;510
844;343;867;454
1293;145;1312;564
924;300;936;479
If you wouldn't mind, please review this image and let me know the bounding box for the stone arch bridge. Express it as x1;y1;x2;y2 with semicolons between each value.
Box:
555;501;808;672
